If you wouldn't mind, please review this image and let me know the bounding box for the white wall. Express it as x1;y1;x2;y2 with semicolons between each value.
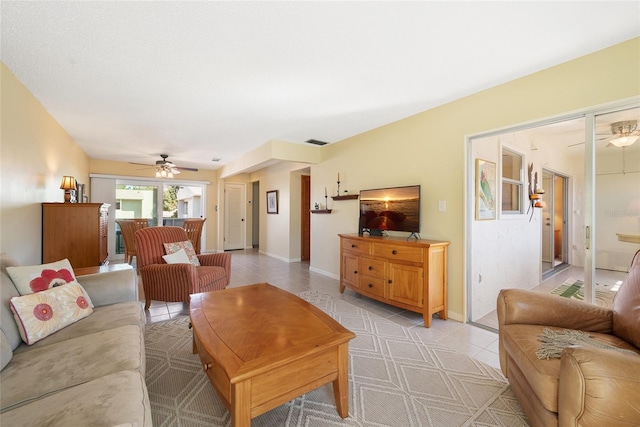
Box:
595;146;640;270
243;161;310;262
469;122;588;320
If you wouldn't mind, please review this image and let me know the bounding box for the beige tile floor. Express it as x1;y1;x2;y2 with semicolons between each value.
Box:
139;248;504;370
474;265;628;330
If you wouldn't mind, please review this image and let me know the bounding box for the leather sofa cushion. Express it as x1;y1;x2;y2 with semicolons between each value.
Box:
502;323;639;413
0;370;152;427
613;257;640;348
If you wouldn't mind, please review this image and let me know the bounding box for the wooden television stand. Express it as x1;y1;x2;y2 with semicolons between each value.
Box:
339;233;449;327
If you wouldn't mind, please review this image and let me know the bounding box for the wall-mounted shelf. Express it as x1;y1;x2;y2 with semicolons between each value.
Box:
332;195;358;201
311;209;332;214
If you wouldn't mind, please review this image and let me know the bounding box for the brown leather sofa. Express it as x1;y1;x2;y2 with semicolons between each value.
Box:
497;250;640;427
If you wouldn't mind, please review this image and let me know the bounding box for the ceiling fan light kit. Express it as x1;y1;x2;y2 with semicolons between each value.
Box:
608;120;640;148
130;154;198;178
609;135;640;148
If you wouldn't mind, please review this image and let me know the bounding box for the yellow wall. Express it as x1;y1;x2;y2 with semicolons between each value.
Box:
0;62;221;263
1;63;90;263
308;37;640;321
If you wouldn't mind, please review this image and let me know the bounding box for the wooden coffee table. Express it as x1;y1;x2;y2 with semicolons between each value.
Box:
190;283;355;426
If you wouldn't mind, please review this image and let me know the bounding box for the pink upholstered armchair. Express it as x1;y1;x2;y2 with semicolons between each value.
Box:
135;226;231;310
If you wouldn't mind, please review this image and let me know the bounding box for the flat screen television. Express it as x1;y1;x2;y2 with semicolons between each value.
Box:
358;185;420;236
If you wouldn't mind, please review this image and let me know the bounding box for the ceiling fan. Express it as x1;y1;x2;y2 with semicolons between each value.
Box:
606;120;640;148
130;154;199;178
567;119;640;148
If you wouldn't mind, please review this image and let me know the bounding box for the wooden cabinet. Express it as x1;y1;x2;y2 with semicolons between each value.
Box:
42;203;110;268
339;233;449;327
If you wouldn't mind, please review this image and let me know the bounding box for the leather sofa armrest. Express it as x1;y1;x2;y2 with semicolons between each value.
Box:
559;346;640;426
76;268;138;306
497;289;613;333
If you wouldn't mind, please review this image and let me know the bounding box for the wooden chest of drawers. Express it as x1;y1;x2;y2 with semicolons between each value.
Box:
42;203;110;268
339;234;449;327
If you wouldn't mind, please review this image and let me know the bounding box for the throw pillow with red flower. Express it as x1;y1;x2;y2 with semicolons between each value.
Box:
29;268;75;292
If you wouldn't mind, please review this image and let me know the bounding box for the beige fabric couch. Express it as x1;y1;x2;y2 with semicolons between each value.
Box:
497;250;640;427
0;254;152;427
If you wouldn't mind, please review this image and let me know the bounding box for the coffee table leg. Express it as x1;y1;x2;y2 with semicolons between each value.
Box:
332;343;350;418
231;380;251;427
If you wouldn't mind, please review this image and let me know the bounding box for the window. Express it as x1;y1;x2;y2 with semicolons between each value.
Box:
501;148;524;214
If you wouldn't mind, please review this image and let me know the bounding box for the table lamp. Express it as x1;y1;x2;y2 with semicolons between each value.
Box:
60;176;77;203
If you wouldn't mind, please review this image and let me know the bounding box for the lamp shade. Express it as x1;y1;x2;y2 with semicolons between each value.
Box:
59;176;77;190
609;135;639;148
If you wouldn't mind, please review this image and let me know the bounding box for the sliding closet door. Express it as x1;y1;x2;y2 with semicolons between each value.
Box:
587;107;640;301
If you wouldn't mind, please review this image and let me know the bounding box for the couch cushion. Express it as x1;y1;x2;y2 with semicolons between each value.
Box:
0;331;11;371
502;323;638;413
0;324;144;412
613;256;640;348
10;282;93;345
0;370;152;427
1;254;25;351
13;300;144;353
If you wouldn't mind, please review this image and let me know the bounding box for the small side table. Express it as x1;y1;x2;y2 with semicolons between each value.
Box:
74;263;133;277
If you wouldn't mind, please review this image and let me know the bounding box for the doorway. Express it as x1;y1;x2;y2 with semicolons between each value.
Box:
541;170;569;279
224;182;246;250
301;175;311;261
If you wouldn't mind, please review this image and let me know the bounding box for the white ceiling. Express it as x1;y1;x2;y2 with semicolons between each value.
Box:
2;1;639;171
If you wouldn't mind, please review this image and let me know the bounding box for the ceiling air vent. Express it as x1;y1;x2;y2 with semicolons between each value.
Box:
305;139;329;146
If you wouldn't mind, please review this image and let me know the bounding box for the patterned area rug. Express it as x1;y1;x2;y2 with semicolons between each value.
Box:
550;279;617;308
145;291;530;426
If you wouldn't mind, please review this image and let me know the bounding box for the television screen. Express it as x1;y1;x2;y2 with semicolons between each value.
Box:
359;185;420;234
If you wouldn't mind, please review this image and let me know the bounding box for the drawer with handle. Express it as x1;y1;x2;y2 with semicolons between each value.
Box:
372;243;423;263
359;257;386;279
342;238;371;256
360;275;386;298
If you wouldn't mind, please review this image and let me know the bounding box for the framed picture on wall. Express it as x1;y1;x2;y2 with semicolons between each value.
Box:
266;190;279;214
476;159;497;220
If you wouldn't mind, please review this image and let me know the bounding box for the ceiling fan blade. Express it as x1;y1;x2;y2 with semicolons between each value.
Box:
131;158;199;173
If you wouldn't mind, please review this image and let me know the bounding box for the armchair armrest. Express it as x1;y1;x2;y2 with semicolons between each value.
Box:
559;346;640;426
76;268;138;307
497;289;613;333
198;252;231;269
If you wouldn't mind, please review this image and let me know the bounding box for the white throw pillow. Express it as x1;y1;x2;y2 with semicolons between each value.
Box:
7;258;77;294
9;282;94;345
163;241;200;266
6;258;94;308
162;248;191;264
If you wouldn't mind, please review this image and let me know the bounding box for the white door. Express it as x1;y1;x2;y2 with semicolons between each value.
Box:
224;183;246;250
